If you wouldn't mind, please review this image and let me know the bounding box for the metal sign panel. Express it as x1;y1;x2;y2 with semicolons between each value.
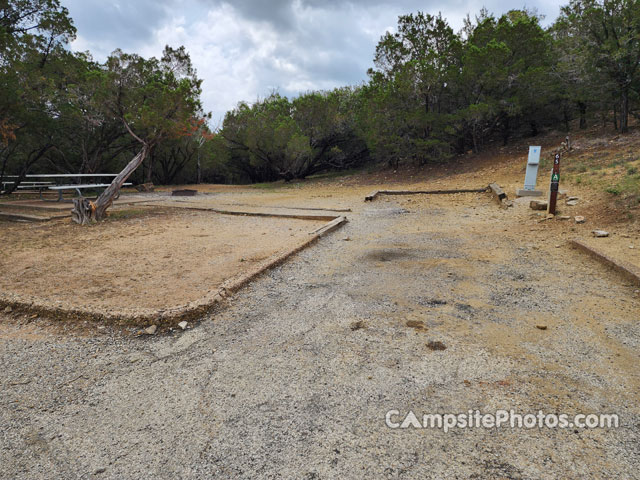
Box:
523;146;541;191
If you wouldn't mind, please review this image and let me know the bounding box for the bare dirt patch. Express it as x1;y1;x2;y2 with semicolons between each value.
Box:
0;208;325;312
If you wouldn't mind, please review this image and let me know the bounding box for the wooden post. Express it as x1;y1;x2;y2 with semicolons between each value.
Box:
548;153;560;215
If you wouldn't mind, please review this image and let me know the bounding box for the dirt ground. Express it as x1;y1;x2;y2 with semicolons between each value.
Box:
0;208;325;312
1;146;640;478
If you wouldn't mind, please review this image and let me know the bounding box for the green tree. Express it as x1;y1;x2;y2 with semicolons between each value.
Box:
85;46;205;220
561;0;640;133
0;0;76;191
364;12;461;167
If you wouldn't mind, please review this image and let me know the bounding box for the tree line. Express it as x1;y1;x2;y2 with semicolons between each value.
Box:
2;0;640;189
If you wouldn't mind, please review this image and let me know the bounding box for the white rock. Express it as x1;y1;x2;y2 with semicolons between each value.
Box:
178;321;188;330
3;306;12;313
145;325;158;335
592;230;609;238
575;216;586;224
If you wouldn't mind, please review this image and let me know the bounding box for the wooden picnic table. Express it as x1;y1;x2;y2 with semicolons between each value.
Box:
2;174;128;202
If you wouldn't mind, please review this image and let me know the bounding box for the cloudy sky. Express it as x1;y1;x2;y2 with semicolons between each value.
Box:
64;0;563;123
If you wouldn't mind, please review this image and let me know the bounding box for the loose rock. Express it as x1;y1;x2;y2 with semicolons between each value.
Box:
592;230;609;238
530;200;548;211
536;325;548;330
145;325;158;335
575;216;586;224
178;321;188;330
557;216;571;220
3;306;12;313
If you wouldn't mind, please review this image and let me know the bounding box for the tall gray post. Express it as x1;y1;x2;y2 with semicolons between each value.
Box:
517;146;543;197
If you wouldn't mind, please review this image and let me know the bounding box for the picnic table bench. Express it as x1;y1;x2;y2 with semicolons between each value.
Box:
2;174;132;202
48;183;132;202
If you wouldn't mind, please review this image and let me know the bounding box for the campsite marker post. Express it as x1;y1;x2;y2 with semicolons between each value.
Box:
548;153;560;215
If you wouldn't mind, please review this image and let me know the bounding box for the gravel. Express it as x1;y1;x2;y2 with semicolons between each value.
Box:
1;192;639;479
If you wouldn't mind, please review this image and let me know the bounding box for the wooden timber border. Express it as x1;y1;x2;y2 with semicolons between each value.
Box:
570;239;640;287
364;187;490;202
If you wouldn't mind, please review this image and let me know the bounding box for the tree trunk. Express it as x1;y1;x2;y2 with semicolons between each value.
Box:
613;103;618;131
578;102;587;129
620;89;629;133
196;150;201;184
71;198;93;225
502;116;510;146
90;145;149;222
144;152;154;183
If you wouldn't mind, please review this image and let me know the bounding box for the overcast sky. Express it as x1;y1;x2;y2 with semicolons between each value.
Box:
64;0;563;124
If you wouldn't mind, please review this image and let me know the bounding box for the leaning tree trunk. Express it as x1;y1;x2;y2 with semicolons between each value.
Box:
71;145;149;224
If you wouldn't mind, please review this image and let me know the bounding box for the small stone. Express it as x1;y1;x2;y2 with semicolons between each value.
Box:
567;196;579;202
145;325;158;335
557;216;571;220
342;237;351;241
546;213;555;220
621;234;630;238
592;230;609;238
575;216;586;224
630;245;635;249
178;321;188;330
94;467;107;474
3;306;12;313
536;325;548;330
530;200;548;210
555;244;561;248
566;200;578;206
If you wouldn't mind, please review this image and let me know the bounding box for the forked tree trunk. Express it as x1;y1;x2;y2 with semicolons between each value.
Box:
71;145;149;224
71;197;93;225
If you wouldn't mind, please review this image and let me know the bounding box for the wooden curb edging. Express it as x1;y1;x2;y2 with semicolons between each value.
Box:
570;239;640;287
0;216;348;329
138;203;339;222
0;212;68;222
364;187;489;202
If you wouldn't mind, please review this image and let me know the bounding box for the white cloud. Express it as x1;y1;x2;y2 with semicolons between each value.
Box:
66;0;563;124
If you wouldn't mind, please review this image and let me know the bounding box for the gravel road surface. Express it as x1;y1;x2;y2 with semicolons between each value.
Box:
1;192;639;479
